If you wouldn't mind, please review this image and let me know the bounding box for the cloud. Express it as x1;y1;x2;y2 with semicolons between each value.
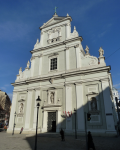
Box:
113;83;120;87
98;31;107;38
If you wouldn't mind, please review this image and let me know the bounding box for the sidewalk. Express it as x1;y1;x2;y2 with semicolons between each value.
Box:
0;131;120;150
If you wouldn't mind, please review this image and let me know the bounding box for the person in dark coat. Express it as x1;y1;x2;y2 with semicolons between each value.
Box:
19;127;23;134
88;131;96;150
60;128;64;141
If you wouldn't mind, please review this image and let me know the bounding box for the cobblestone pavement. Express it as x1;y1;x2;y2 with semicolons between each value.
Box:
0;131;120;150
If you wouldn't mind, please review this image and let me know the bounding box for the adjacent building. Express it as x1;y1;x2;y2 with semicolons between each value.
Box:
8;13;117;135
0;90;11;124
112;87;120;120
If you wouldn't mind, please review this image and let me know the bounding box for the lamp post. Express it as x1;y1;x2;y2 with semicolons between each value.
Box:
34;96;41;150
74;108;77;139
12;111;17;135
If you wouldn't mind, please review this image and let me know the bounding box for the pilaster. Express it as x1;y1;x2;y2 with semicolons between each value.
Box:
101;79;116;132
24;90;33;129
75;44;80;69
66;22;71;39
42;111;47;132
65;47;69;71
33;89;40;129
56;110;61;132
65;84;72;131
75;82;85;132
38;54;43;76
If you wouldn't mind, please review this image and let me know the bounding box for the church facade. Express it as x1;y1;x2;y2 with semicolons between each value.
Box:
8;13;117;135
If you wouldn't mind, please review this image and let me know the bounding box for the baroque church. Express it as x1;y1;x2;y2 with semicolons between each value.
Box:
8;13;117;135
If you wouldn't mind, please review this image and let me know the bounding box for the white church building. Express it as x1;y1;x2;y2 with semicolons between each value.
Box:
8;13;117;136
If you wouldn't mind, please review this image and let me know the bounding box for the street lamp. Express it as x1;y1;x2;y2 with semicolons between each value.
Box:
34;96;41;150
12;111;17;135
74;108;77;139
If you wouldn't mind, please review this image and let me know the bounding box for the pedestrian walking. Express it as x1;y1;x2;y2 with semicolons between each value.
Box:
88;131;96;150
19;127;23;134
60;128;65;141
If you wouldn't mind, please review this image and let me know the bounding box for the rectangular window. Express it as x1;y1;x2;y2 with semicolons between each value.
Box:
50;58;57;70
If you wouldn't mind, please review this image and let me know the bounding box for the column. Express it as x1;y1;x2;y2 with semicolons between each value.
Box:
42;111;47;132
65;85;72;131
75;83;85;132
75;44;80;69
8;92;17;131
31;56;35;77
66;22;71;39
65;47;69;71
38;55;43;76
24;90;33;129
101;79;115;131
56;110;61;132
33;89;40;129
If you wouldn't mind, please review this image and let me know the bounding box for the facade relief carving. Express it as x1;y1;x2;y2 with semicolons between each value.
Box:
47;27;62;44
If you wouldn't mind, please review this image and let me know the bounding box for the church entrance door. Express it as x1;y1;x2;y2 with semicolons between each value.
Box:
47;112;56;132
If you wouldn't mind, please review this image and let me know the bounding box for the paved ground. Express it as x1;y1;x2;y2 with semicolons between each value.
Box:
0;131;120;150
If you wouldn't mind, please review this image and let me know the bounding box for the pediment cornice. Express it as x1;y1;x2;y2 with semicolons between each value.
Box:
40;16;72;30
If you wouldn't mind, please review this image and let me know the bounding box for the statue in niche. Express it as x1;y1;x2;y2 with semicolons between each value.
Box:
19;103;24;113
50;92;54;104
90;97;97;111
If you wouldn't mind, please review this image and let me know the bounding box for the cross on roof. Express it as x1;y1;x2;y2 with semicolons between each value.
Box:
54;6;57;14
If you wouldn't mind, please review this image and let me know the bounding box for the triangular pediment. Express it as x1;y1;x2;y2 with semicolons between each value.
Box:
40;15;72;29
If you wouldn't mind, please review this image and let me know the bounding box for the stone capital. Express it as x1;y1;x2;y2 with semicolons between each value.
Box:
74;44;79;48
65;47;69;50
74;82;83;85
38;54;43;58
100;78;109;83
31;56;35;61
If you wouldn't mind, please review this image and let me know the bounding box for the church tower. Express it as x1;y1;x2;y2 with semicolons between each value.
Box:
8;12;117;136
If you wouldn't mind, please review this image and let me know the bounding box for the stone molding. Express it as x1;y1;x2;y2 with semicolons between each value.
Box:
64;83;74;87
40;16;72;30
12;66;111;86
30;37;83;54
48;52;59;58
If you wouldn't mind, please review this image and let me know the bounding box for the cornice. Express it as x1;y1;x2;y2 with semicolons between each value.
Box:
11;66;111;87
30;37;83;54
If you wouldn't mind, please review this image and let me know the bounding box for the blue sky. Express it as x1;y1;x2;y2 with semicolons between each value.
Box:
0;0;120;100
